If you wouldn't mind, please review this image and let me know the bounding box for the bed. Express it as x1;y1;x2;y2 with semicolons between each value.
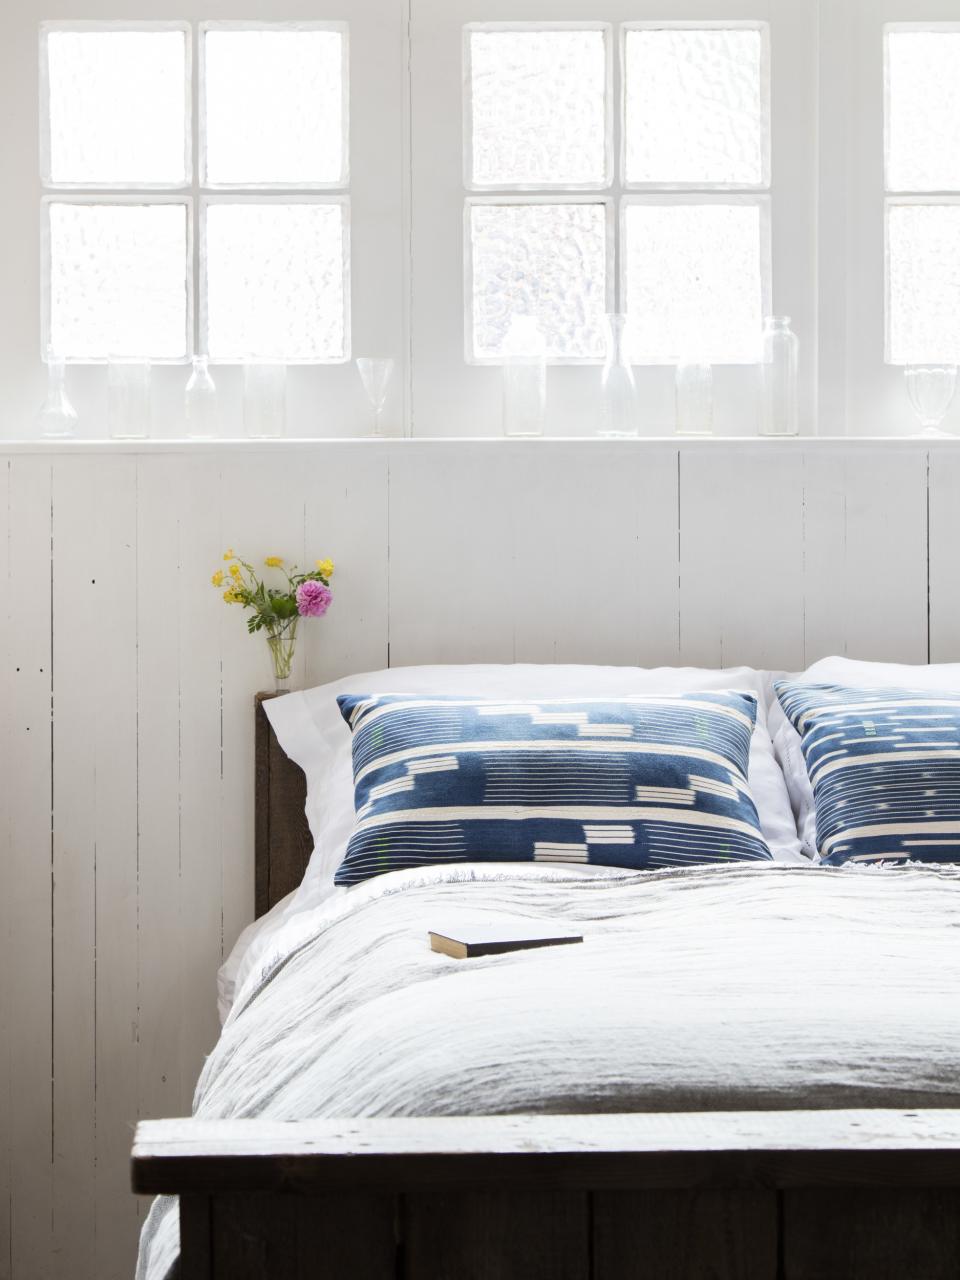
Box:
132;690;960;1280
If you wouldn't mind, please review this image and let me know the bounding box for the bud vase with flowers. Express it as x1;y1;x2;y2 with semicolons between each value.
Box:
212;551;334;690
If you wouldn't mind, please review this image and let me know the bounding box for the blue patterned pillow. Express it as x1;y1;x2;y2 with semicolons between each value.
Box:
334;692;772;885
776;680;960;865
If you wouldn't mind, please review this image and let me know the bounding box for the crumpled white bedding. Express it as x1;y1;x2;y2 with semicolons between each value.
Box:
137;860;960;1280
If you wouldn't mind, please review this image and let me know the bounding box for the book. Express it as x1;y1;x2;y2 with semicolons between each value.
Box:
428;922;583;960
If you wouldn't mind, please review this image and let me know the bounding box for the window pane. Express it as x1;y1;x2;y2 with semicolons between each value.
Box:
886;31;960;192
204;202;347;361
887;203;960;364
469;203;607;360
44;29;188;186
203;29;346;186
468;29;608;188
47;202;189;360
623;202;764;364
624;28;765;187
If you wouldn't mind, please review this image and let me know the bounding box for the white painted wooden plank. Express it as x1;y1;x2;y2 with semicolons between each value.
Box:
928;449;960;665
680;447;806;671
802;449;929;665
387;446;519;667
0;459;12;1280
176;456;226;1095
135;455;184;1134
4;457;54;1280
302;446;390;687
511;444;680;668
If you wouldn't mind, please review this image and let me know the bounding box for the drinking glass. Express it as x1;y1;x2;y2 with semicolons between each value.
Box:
904;366;958;437
675;363;714;436
108;358;151;440
500;316;546;437
244;364;287;439
356;357;395;437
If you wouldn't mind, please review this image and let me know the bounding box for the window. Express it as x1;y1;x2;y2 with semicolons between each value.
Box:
462;21;770;367
40;21;350;364
885;25;960;365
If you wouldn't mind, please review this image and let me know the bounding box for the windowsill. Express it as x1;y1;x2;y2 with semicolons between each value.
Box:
0;434;958;452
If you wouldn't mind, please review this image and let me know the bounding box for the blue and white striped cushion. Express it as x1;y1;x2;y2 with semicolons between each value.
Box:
776;680;960;866
334;692;772;886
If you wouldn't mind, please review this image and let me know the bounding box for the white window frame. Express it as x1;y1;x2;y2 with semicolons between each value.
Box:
39;19;351;366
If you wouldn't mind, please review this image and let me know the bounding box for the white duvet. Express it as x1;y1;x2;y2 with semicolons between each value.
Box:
137;861;960;1279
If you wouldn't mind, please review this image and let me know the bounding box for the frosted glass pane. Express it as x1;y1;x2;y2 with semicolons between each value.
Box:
203;30;345;186
624;28;765;186
47;203;189;360
623;202;763;364
886;32;960;192
45;30;187;186
469;30;608;187
887;204;960;364
470;203;607;360
204;203;347;361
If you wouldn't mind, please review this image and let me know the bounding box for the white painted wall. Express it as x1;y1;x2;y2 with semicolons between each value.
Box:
0;436;956;1280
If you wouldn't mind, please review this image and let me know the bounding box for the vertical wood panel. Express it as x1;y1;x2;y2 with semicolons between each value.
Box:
680;447;806;670
802;449;929;664
137;456;185;1126
593;1189;778;1280
404;1190;589;1280
0;460;12;1280
4;457;54;1280
928;448;960;664
511;445;680;667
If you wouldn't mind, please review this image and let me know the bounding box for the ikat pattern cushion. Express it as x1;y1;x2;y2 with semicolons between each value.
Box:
776;680;960;866
334;692;772;885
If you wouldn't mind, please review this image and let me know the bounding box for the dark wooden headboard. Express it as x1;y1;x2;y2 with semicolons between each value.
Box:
254;693;313;918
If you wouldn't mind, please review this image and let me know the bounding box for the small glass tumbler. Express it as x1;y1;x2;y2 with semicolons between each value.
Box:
244;363;287;439
904;366;958;437
356;357;396;438
108;358;151;440
675;363;714;436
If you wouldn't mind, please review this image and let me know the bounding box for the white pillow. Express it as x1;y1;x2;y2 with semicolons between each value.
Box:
265;663;807;912
767;656;960;857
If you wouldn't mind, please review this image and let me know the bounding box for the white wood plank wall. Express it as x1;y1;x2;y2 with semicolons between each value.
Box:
0;438;955;1280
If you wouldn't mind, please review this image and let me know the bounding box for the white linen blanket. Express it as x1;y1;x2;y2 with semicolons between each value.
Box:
137;861;960;1279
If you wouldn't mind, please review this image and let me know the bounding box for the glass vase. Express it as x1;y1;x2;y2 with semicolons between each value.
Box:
675;362;714;436
36;357;78;439
265;618;299;692
759;316;799;437
501;316;547;437
598;314;640;438
185;356;219;439
244;363;287;439
108;358;151;440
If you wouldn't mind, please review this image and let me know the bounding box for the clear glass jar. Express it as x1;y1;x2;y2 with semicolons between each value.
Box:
185;356;219;439
501;316;547;437
35;357;78;439
598;314;640;438
759;316;799;437
675;362;713;436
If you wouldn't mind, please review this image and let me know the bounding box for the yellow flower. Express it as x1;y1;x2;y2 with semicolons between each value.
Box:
316;558;335;579
223;588;242;604
229;563;241;579
211;570;225;587
264;556;284;569
223;548;235;561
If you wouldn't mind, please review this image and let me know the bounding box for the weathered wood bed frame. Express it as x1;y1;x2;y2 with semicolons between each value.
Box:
131;695;960;1279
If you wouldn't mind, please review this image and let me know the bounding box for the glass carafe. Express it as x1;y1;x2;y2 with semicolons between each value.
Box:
185;356;219;439
36;357;78;439
598;315;639;438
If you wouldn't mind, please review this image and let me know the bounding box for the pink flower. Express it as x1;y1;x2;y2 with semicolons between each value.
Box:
296;579;333;619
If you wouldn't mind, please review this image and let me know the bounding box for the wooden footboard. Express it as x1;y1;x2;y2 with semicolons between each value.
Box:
133;1109;960;1279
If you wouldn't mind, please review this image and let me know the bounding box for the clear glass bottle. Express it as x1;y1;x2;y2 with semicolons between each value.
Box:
598;314;640;438
35;357;78;439
243;363;287;439
185;356;219;439
108;358;151;440
759;316;799;437
675;362;714;436
501;316;547;437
